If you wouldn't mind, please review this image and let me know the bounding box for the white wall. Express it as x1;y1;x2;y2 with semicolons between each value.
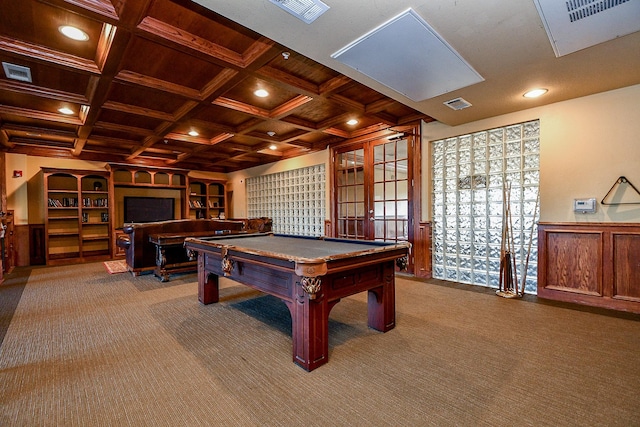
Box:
422;84;640;223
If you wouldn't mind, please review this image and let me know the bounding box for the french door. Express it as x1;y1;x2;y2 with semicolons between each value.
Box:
333;136;414;247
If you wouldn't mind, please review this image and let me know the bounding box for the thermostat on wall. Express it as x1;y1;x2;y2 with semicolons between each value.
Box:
574;198;596;214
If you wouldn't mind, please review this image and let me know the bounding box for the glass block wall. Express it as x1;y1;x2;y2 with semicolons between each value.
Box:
431;120;540;293
246;164;326;236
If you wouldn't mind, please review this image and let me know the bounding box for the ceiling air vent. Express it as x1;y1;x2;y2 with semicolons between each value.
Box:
534;0;640;56
444;97;472;111
566;0;632;22
269;0;329;24
2;62;33;83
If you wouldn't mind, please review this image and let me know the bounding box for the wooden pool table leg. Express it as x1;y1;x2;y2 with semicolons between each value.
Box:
289;282;333;371
198;253;219;304
367;261;396;332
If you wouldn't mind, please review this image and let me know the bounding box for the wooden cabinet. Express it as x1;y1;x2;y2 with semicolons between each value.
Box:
43;168;111;265
538;222;640;313
187;179;226;219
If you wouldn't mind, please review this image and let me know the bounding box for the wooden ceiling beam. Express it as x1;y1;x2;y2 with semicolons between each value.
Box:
212;97;270;119
137;17;247;68
45;0;119;21
0;36;100;74
0;129;14;148
318;75;352;95
255;66;320;95
0;80;89;104
101;101;175;121
92;121;155;137
1;124;77;138
270;95;314;119
0;105;84;125
166;132;234;164
115;70;201;99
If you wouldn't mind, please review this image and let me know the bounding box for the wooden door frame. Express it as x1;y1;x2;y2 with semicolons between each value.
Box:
329;124;421;273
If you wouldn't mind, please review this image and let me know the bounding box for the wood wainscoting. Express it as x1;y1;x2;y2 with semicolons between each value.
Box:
415;222;432;279
538;222;640;313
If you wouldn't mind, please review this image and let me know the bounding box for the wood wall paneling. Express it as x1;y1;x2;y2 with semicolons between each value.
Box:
415;221;432;279
29;224;46;266
14;224;30;267
612;232;640;301
544;231;602;296
538;222;640;313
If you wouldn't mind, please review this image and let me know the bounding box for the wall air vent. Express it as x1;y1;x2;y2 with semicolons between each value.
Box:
534;0;640;56
2;62;33;83
269;0;329;24
444;97;472;111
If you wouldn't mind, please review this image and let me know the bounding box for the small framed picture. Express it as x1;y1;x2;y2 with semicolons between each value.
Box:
101;213;109;222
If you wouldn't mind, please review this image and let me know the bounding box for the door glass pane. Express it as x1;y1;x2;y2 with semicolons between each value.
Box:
374;183;384;201
385;163;395;180
374;144;384;163
397;159;408;174
397;200;408;218
374;201;384;217
385;142;395;159
374;163;384;182
375;221;385;239
397;140;408;159
385;182;396;199
397;180;408;199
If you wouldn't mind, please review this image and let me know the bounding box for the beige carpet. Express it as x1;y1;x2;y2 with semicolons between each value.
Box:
0;263;639;426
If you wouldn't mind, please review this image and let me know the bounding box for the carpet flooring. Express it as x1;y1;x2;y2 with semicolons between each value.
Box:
0;263;639;426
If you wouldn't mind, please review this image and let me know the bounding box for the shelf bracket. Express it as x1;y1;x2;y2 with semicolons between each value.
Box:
601;176;640;205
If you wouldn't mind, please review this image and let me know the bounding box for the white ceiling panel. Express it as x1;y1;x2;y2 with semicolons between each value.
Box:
331;9;484;102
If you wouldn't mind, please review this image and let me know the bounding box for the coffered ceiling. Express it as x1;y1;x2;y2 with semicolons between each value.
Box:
0;0;431;172
2;0;639;173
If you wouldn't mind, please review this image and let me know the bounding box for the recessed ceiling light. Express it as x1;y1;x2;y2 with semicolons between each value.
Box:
269;144;277;150
58;107;74;115
523;88;548;98
254;89;269;97
346;119;358;125
188;130;199;137
267;131;276;137
59;25;89;42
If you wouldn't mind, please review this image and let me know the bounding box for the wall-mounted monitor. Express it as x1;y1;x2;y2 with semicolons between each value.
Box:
124;196;175;223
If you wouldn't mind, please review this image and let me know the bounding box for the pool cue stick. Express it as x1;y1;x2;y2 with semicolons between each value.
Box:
506;182;519;295
498;181;508;292
520;191;539;296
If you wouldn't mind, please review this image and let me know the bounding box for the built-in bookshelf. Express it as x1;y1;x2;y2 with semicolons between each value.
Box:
43;168;111;265
188;179;226;219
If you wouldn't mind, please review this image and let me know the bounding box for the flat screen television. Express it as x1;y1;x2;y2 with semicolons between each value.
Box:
124;196;175;223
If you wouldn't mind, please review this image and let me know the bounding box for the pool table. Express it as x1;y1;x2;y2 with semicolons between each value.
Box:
183;233;410;371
